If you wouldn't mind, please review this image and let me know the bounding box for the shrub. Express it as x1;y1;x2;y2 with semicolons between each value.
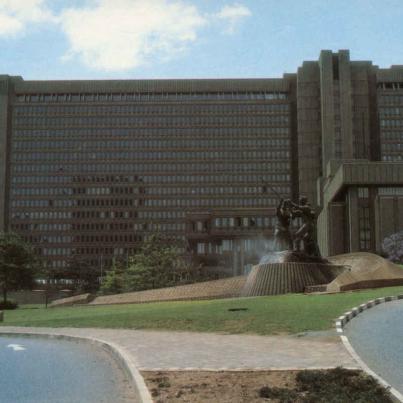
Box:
0;300;18;310
296;367;392;403
259;386;298;402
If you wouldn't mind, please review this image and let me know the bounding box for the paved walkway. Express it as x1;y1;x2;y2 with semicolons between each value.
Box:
0;327;357;370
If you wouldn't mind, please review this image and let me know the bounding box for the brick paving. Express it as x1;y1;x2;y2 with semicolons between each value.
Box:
0;327;357;370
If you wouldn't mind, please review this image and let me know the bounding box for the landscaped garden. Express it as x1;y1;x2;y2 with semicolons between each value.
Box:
2;285;403;335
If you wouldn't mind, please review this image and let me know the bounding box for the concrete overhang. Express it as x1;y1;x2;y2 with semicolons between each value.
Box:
323;161;403;205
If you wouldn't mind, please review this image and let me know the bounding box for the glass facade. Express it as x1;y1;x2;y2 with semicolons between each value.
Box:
378;84;403;162
9;90;292;269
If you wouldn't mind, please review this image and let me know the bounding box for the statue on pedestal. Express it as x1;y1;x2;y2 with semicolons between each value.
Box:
290;196;321;258
272;196;321;258
273;199;293;251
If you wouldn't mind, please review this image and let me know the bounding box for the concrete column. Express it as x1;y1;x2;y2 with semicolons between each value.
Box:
338;50;354;159
319;50;335;171
346;187;360;252
296;61;322;207
328;202;346;255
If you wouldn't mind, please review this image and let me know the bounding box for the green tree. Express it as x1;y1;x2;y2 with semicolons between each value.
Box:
99;259;125;295
0;232;40;305
66;257;100;293
99;235;207;295
123;234;182;292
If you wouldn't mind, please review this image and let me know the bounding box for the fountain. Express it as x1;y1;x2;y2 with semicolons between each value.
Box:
241;197;346;296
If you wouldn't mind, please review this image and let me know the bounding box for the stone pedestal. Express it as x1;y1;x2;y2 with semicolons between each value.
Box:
241;262;346;296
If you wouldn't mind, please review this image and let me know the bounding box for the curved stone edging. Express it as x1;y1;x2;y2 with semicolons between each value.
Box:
0;329;153;403
335;295;403;403
335;294;403;333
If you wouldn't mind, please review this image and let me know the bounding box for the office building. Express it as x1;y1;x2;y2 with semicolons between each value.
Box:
1;50;402;275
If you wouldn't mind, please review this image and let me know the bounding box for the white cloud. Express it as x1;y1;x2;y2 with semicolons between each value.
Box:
0;0;55;36
59;0;208;72
215;3;251;34
0;0;252;71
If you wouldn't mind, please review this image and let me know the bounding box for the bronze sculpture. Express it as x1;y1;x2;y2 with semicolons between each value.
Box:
273;199;293;251
272;196;321;258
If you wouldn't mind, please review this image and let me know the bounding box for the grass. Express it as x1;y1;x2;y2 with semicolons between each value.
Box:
1;286;403;335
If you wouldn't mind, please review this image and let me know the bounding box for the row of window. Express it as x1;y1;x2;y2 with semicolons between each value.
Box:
196;238;269;254
79;186;141;195
381;143;403;151
380;131;403;141
12;185;289;197
72;210;133;219
43;248;71;256
73;236;142;244
12;196;284;209
14;115;290;127
380;119;403;128
379;107;403;117
378;187;403;195
145;185;291;196
143;197;279;207
11;223;133;234
13;127;290;139
13;187;141;197
213;216;276;228
137;211;185;219
12;150;290;162
11;223;71;231
11;173;292;185
72;222;134;231
14;103;290;116
11;210;137;220
12;211;72;219
378;95;403;104
38;236;73;243
381;155;403;161
11;199;71;208
12;138;291;150
377;82;403;90
133;223;185;231
15;91;288;103
11;174;142;185
12;161;290;173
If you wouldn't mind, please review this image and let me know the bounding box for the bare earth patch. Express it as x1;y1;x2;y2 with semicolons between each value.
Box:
142;369;393;403
142;370;299;402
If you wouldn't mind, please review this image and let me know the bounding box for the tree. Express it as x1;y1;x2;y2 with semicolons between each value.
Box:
0;232;40;305
99;259;125;295
66;257;100;293
99;235;208;295
382;231;403;263
99;235;187;295
123;234;181;291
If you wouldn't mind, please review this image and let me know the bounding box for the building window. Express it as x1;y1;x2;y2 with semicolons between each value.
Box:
357;187;371;251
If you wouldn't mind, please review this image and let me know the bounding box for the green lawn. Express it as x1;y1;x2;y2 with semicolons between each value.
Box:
2;286;403;335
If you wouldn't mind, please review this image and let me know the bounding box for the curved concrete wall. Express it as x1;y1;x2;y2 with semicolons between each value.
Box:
327;252;403;292
241;262;345;296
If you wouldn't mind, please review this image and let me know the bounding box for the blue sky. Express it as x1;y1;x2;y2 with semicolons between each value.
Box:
0;0;402;80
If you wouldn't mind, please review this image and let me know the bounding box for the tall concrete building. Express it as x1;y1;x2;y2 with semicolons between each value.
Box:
1;50;403;275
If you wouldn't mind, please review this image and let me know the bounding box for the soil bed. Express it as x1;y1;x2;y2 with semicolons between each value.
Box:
142;368;393;403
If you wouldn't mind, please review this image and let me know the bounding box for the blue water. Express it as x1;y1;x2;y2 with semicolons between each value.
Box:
0;335;133;403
